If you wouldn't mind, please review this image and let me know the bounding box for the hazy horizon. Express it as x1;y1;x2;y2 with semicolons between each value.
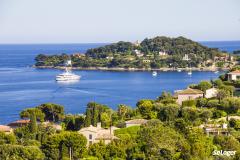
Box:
0;0;240;44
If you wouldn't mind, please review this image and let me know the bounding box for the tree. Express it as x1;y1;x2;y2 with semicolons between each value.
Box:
0;132;16;145
20;108;45;122
199;110;212;123
197;81;212;94
157;104;179;122
138;119;190;159
187;128;214;159
64;115;85;131
37;103;64;122
62;132;87;160
229;119;240;130
117;104;131;120
29;112;37;134
42;132;87;160
0;144;44;160
217;89;229;103
84;108;92;127
136;99;154;119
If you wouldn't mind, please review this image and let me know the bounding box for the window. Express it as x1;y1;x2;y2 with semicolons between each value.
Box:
89;141;92;145
89;134;92;140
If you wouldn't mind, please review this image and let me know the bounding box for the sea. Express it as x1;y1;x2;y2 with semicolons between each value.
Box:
0;41;240;124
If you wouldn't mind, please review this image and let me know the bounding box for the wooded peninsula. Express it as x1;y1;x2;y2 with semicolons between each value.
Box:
34;36;236;71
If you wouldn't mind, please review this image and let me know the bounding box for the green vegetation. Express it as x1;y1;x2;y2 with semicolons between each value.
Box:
35;36;232;69
2;71;240;159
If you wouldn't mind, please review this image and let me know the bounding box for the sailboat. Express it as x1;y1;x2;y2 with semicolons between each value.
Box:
187;64;192;75
152;71;157;76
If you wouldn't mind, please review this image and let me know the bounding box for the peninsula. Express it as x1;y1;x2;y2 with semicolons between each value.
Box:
35;36;235;71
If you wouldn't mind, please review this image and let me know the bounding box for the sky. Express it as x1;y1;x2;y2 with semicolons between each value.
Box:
0;0;240;43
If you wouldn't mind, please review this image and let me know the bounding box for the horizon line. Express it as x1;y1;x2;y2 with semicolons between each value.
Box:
0;39;240;45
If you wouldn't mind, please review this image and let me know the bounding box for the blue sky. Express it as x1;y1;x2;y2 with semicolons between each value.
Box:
0;0;240;43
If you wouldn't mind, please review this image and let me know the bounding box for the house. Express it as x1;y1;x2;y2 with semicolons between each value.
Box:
205;88;218;98
106;56;114;60
142;59;151;63
7;119;30;129
214;55;229;62
0;125;13;134
182;54;190;61
200;123;229;136
134;49;144;57
42;121;62;131
227;70;240;81
159;51;167;56
133;40;141;46
125;119;148;127
78;123;119;146
175;88;204;105
72;53;85;58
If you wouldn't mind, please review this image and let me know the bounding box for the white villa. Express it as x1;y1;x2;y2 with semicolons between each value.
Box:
205;88;218;98
134;49;144;57
159;51;167;56
78;123;119;146
175;88;204;105
182;54;190;61
227;70;240;81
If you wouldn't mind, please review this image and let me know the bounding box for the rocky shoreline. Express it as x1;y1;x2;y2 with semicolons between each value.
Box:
33;65;229;72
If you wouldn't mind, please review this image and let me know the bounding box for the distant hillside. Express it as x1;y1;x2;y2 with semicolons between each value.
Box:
35;36;231;69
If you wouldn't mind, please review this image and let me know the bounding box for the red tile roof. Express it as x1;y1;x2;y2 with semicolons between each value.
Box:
228;70;240;74
8;119;30;127
176;88;203;95
0;125;12;132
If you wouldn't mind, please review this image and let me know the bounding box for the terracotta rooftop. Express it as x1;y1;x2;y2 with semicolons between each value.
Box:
0;125;12;132
125;119;148;124
176;88;203;95
8;119;30;126
228;70;240;74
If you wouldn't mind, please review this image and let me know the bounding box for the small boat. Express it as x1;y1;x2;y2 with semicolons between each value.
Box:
177;69;182;72
152;71;157;76
214;71;219;74
187;71;192;75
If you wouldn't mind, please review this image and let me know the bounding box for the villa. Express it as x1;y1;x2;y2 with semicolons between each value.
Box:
200;123;229;136
227;70;240;81
78;123;119;146
7;119;30;129
134;49;144;57
125;119;148;127
175;88;204;105
159;51;167;56
0;125;13;134
205;88;218;98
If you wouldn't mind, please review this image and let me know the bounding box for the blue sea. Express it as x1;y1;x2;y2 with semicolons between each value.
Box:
0;41;240;124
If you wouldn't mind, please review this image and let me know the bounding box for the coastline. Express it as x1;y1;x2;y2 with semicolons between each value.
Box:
33;65;229;72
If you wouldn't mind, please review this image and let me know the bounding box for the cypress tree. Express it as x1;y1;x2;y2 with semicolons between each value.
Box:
84;109;92;127
30;112;37;133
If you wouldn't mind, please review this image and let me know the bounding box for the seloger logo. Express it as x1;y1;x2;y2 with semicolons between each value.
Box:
212;150;236;157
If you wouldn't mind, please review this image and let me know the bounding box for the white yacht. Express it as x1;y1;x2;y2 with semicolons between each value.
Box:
177;69;182;72
152;71;157;76
56;60;81;81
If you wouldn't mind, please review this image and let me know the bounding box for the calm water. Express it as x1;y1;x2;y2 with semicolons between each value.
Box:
0;41;240;124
